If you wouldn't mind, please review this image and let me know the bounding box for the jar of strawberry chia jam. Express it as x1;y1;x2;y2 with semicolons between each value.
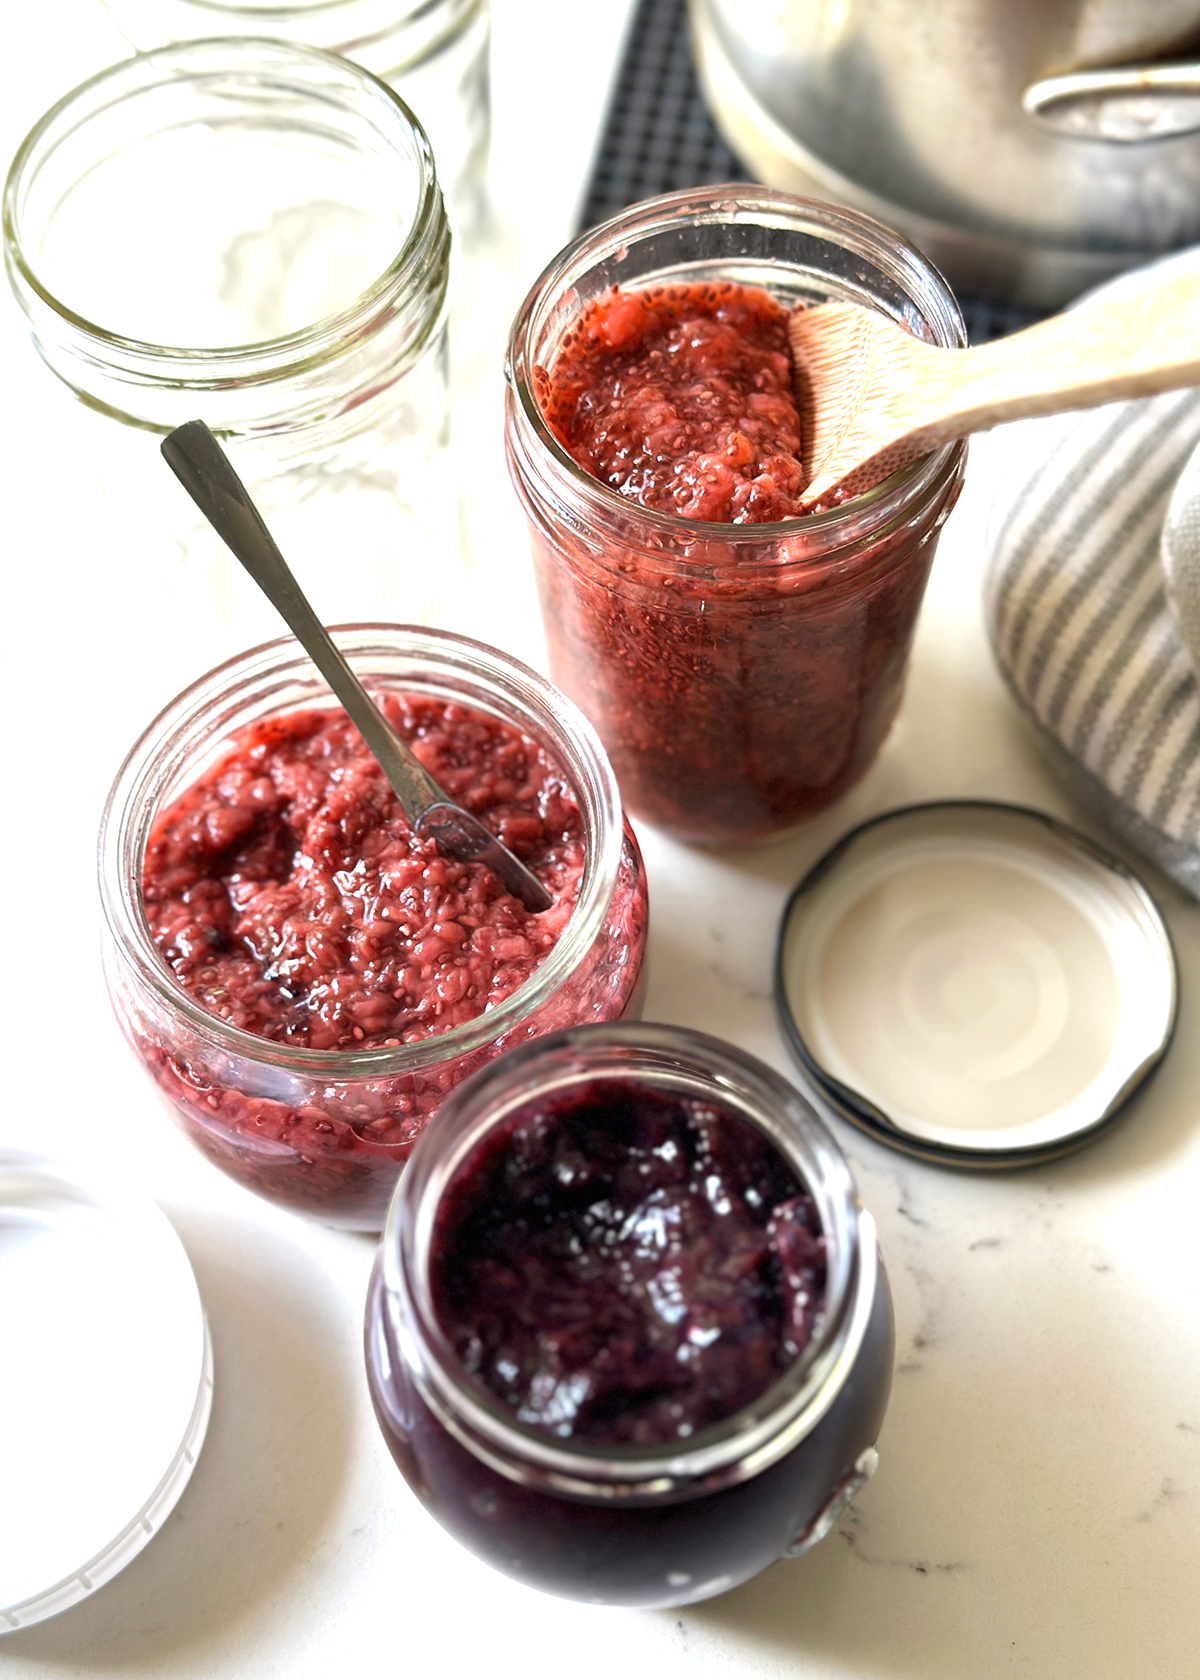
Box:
365;1022;893;1606
99;626;647;1231
505;188;967;845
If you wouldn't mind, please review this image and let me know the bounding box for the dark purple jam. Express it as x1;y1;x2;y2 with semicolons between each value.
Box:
430;1080;826;1445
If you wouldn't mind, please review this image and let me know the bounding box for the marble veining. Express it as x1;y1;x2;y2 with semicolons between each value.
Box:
836;1508;966;1575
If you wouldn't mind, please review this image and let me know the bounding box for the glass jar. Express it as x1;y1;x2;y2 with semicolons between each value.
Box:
3;41;456;673
99;0;490;238
365;1021;894;1606
99;626;648;1232
505;187;968;845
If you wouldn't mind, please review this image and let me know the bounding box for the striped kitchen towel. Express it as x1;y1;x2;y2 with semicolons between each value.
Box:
984;383;1200;898
1162;441;1200;667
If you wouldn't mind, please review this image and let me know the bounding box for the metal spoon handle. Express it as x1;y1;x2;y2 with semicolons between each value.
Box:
161;421;552;912
161;420;444;816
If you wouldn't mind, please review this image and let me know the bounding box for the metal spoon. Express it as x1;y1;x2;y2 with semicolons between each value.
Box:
161;419;552;912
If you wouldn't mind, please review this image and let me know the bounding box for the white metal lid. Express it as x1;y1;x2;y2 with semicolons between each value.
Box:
775;803;1178;1167
0;1152;213;1633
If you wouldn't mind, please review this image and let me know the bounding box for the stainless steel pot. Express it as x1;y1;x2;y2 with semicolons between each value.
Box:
690;0;1200;306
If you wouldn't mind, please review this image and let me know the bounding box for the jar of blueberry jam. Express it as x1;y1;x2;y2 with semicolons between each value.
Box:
365;1022;893;1606
99;626;647;1231
505;187;967;844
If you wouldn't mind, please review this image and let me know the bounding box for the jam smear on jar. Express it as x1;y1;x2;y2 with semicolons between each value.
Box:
431;1080;826;1445
536;281;806;524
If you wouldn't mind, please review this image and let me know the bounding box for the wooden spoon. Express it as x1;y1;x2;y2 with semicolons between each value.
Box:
788;268;1200;511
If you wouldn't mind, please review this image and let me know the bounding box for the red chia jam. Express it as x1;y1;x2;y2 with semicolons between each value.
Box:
536;281;807;524
130;695;647;1226
514;279;964;844
431;1080;825;1446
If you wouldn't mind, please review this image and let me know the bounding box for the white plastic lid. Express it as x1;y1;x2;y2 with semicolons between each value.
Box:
776;803;1178;1166
0;1153;213;1633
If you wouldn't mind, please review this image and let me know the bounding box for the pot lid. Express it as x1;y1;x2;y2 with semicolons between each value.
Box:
0;1152;213;1633
775;802;1178;1168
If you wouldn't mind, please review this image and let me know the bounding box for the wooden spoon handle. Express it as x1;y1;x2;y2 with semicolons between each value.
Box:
912;268;1200;447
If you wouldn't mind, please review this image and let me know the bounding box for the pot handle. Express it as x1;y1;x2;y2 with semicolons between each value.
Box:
1022;63;1200;141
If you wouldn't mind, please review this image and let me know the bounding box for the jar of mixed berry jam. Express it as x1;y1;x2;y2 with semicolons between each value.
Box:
99;627;647;1231
504;188;967;845
365;1022;893;1606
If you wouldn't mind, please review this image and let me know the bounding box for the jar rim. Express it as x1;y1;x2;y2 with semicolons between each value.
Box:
2;37;446;370
505;183;967;568
104;0;455;23
97;624;626;1077
120;0;423;16
381;1022;876;1497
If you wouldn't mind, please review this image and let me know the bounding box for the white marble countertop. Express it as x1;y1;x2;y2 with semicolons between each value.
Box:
2;5;1199;1676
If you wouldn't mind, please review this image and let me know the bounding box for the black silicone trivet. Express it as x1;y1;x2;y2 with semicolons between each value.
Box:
579;0;746;230
579;0;1042;343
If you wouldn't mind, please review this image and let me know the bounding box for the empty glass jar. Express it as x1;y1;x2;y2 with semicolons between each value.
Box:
4;40;457;673
100;0;490;237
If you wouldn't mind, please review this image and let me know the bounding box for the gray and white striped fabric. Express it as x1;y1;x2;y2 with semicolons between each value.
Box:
1162;442;1200;666
984;384;1200;899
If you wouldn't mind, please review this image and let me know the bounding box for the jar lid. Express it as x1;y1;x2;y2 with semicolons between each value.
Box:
0;1153;213;1633
775;802;1178;1168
